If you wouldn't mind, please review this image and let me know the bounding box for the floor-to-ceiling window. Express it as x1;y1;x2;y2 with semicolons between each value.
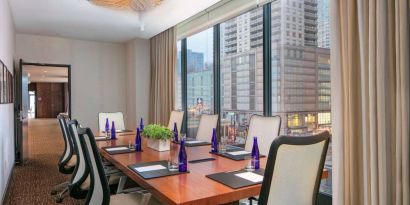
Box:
186;27;214;138
175;40;182;110
220;7;264;144
176;0;332;198
270;0;332;196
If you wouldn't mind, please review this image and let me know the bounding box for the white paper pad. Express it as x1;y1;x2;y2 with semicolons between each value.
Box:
105;147;129;151
186;140;205;144
227;151;251;156
134;165;167;172
235;172;264;183
95;136;107;140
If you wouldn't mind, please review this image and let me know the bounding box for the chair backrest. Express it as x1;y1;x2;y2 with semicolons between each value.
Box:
196;114;218;142
245;115;281;155
57;115;74;174
258;131;330;205
78;127;110;205
98;112;125;131
167;110;184;132
67;120;89;195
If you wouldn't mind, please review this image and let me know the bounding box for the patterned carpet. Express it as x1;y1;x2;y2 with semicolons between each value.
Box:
4;119;83;205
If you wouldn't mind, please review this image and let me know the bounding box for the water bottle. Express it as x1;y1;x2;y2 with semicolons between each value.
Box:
251;137;260;170
139;118;144;131
105;118;110;133
211;128;218;153
135;128;142;151
173;122;178;142
178;139;187;172
111;121;116;140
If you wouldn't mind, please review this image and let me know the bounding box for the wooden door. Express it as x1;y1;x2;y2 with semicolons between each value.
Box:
36;83;65;118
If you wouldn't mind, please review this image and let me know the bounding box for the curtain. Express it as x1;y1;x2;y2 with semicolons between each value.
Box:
330;0;409;205
149;27;176;125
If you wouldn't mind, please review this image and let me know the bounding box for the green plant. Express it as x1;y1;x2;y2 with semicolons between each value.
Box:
141;124;173;141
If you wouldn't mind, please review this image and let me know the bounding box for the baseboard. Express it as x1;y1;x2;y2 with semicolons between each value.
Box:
1;164;15;205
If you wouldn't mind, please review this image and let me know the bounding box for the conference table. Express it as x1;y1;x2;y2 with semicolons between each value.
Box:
95;132;328;205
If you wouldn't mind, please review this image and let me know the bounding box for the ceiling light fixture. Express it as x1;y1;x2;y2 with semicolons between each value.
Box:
89;0;164;12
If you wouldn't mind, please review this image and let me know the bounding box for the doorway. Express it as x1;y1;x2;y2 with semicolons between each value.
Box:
25;65;70;118
15;60;71;164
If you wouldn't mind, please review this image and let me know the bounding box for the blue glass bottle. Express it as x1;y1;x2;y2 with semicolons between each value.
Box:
178;139;187;172
211;128;218;153
135;128;142;151
173;122;178;142
105;118;110;133
111;121;116;140
139;118;144;131
251;137;260;170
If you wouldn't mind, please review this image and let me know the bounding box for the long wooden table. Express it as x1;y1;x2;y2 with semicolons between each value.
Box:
96;133;328;205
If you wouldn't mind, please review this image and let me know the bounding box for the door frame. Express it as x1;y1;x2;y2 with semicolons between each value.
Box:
21;62;72;118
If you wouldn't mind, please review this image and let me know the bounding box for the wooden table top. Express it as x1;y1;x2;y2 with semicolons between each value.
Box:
96;133;328;205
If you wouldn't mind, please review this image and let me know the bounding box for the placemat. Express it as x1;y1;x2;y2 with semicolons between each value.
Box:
210;149;266;161
185;140;211;147
94;136;117;141
206;169;265;189
102;145;137;155
128;160;189;179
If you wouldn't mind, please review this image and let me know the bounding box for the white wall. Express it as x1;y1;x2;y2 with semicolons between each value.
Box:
15;34;127;131
0;0;15;202
125;38;150;129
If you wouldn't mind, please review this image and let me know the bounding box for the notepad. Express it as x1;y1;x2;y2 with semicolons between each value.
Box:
186;140;204;144
134;165;167;172
105;147;129;152
235;172;264;183
95;136;107;140
227;151;251;156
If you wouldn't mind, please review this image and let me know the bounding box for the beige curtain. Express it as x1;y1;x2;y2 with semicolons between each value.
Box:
149;27;176;125
330;0;409;205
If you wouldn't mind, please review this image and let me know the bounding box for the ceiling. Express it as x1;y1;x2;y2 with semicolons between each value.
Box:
24;65;68;83
9;0;221;43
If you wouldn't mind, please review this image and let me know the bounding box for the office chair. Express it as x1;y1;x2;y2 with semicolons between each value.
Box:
252;131;330;205
196;114;218;142
51;115;77;199
77;127;161;205
98;112;126;132
245;115;281;155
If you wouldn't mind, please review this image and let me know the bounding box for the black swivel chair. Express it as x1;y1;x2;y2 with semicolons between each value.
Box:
51;115;77;201
77;127;161;205
251;131;330;205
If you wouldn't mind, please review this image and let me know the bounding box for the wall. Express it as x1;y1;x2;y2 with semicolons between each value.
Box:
0;0;15;202
125;38;151;129
15;34;127;130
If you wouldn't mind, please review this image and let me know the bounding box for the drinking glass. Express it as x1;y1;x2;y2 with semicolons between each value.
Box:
219;135;227;153
105;131;111;139
168;142;179;171
244;155;255;172
128;140;135;150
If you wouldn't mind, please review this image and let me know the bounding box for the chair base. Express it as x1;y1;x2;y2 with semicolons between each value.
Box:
51;181;70;195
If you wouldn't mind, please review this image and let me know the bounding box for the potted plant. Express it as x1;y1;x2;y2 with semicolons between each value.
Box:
142;124;173;151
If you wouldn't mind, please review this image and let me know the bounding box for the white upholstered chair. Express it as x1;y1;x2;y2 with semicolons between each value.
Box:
257;132;330;205
196;114;218;142
167;110;184;133
98;112;125;131
245;115;281;155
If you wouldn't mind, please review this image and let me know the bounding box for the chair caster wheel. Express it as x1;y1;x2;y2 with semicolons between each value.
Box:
55;197;63;203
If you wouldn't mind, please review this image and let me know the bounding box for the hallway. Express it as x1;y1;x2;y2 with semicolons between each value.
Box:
4;119;81;205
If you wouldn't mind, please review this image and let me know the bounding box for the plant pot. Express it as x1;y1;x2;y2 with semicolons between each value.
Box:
147;138;170;152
